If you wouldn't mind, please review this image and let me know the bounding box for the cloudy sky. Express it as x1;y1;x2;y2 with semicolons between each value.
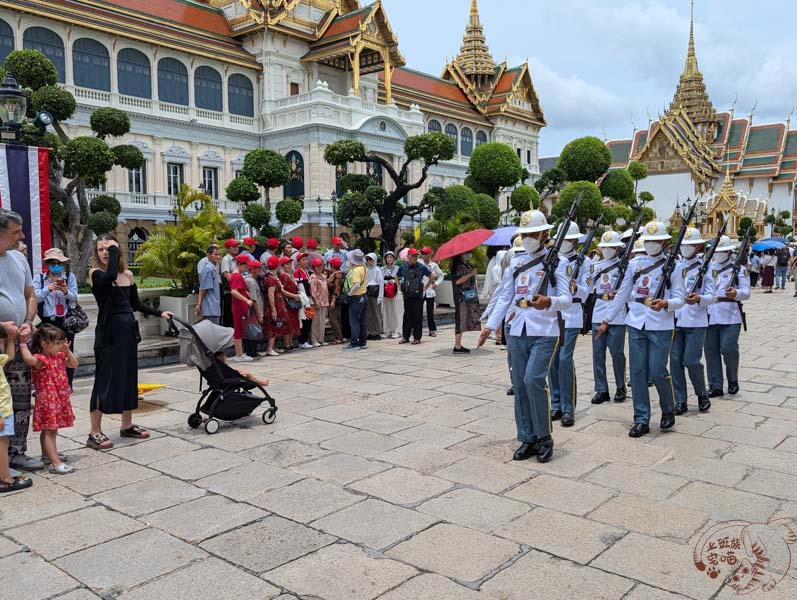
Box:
381;0;797;158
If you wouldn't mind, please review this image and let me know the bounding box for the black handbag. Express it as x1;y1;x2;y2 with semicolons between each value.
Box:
133;321;142;344
286;299;302;310
62;303;90;335
366;284;380;297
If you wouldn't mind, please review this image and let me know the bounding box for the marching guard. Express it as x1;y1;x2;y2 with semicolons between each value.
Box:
670;227;715;414
478;210;573;462
598;221;685;438
589;230;628;404
705;235;750;397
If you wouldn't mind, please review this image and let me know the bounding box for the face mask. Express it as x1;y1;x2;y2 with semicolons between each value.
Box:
681;245;697;259
462;252;472;262
522;237;540;254
601;248;617;260
49;264;64;275
561;241;574;254
715;251;730;263
644;242;663;256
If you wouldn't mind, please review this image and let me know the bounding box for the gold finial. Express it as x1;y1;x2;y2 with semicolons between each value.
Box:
470;0;479;20
454;0;495;82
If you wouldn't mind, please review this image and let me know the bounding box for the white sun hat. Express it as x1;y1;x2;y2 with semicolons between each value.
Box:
641;221;671;241
715;235;737;252
516;210;553;234
598;230;624;247
631;238;646;253
681;227;706;245
561;221;582;240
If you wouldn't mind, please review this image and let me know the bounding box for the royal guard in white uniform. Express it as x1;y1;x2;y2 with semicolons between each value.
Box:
671;227;715;414
598;221;686;438
589;230;627;405
705;235;750;397
478;210;572;462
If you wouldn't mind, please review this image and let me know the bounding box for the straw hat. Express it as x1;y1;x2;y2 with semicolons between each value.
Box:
43;248;70;263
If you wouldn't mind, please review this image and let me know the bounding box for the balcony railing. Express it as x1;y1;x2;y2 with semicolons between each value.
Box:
87;189;239;214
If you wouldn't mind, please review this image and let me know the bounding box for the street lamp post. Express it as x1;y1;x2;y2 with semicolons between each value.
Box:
331;191;337;236
0;74;27;143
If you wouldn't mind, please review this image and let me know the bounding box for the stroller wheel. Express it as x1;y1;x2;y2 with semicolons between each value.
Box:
262;408;277;425
187;413;202;429
204;418;220;434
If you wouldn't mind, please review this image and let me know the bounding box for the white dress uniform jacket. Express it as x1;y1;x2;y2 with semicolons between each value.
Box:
589;258;626;325
486;249;573;338
674;257;716;328
605;253;686;331
560;252;592;329
707;259;750;326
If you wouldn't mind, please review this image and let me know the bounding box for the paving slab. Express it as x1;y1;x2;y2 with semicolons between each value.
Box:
669;481;781;522
0;482;92;529
481;550;634;600
278;419;357;443
93;475;206;517
55;528;207;591
194;460;302;501
312;499;438;550
322;430;408;457
343;413;421;434
264;543;417;600
293;453;391;486
241;438;333;467
0;536;20;559
433;456;533;493
654;455;750;487
505;474;615;516
109;436;201;465
0;552;81;599
187;426;282;452
347;467;453;505
5;506;145;560
588;493;709;540
144;495;267;543
417;487;529;532
249;478;364;523
394;422;475;448
585;462;688;499
122;557;281;600
57;460;160;496
376;441;467;474
737;468;797;502
148;447;250;480
387;523;520;582
200;516;335;574
376;573;485;600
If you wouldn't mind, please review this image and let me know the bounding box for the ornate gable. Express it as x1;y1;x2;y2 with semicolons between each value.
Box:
637;127;694;175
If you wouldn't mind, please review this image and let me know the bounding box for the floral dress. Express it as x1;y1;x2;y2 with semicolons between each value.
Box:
279;271;301;335
262;272;289;337
32;352;75;431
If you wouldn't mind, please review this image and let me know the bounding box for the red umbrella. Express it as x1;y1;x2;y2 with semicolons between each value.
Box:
433;229;493;261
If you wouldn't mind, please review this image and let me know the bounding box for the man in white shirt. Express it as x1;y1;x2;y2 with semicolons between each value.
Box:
598;221;685;438
549;222;591;427
705;235;750;397
589;230;627;405
478;210;572;463
420;247;445;337
670;228;715;414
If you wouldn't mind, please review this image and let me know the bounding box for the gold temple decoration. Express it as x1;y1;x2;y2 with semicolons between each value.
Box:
454;0;496;88
668;0;718;142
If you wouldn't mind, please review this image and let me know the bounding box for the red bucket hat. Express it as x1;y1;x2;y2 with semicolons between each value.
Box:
408;248;419;256
266;255;279;269
266;238;279;249
421;246;432;255
243;237;256;247
235;255;251;264
329;257;342;269
307;239;318;249
291;236;304;248
311;257;324;268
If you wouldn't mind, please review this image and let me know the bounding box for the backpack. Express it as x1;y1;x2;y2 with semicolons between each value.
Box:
402;265;424;299
777;248;790;267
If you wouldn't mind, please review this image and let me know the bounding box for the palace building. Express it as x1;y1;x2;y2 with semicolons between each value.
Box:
602;2;794;236
0;0;545;261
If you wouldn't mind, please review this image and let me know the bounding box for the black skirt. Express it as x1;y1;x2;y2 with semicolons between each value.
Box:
90;311;139;414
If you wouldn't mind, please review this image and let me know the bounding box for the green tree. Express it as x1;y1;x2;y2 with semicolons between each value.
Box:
600;169;635;204
225;176;260;205
557;136;611;183
4;49;144;284
550;181;603;229
323;133;455;251
534;167;566;200
241;149;291;211
474;193;501;229
433;184;476;222
242;203;271;233
464;174;494;196
467;142;523;199
275;198;303;234
779;210;791;220
510;185;541;213
627;160;648;183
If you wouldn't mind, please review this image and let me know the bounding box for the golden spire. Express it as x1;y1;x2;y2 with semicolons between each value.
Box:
454;0;496;86
669;0;717;139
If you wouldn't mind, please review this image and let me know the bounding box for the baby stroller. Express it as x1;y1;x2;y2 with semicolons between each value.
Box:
174;316;277;434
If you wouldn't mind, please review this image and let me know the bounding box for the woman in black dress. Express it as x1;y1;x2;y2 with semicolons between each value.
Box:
88;235;173;450
451;252;481;354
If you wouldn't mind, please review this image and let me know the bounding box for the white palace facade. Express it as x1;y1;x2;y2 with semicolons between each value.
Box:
0;0;546;258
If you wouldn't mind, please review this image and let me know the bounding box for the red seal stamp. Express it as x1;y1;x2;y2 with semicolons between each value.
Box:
693;519;797;594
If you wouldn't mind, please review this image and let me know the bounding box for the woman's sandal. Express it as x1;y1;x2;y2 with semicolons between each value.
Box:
398;339;410;344
0;477;33;493
120;425;150;439
87;432;114;450
411;340;421;345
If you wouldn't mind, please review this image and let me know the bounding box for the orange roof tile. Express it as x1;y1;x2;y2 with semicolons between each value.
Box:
386;68;473;106
323;5;371;38
97;0;233;36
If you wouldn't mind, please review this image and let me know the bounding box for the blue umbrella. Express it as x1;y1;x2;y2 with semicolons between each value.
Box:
756;237;787;245
752;240;786;251
483;226;518;246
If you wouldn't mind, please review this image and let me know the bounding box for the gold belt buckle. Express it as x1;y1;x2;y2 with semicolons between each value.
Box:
518;298;528;309
644;297;652;307
601;293;609;301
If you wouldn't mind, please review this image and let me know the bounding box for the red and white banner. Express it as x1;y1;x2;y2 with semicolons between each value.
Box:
0;145;52;274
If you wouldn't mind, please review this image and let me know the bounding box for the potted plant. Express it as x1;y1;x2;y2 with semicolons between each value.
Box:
136;185;228;333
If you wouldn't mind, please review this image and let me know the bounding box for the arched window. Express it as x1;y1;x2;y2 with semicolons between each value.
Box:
0;19;14;64
228;74;254;117
157;57;188;105
335;163;348;197
284;151;305;200
194;66;222;112
427;119;441;133
461;127;473;157
476;130;488;146
23;27;65;81
445;124;458;153
117;48;151;98
366;161;383;186
127;228;148;266
72;38;110;91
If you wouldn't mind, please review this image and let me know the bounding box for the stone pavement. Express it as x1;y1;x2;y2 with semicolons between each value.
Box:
2;288;797;599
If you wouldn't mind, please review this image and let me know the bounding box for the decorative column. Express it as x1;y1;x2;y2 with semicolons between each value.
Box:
382;52;392;105
351;46;362;97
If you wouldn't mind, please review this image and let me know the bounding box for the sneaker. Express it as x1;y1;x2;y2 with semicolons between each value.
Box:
10;454;44;471
233;355;254;363
47;463;75;475
41;453;68;465
452;347;471;354
300;342;314;349
9;468;21;478
342;344;359;351
265;350;279;357
360;344;368;350
312;342;322;347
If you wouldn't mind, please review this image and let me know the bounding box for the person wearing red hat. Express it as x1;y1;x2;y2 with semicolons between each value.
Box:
220;239;240;327
309;257;329;346
230;255;255;362
398;248;435;344
278;256;301;350
261;255;288;356
421;246;445;338
306;239;318;250
244;259;265;358
324;237;348;273
294;253;314;349
262;238;280;263
240;237;256;262
326;257;345;344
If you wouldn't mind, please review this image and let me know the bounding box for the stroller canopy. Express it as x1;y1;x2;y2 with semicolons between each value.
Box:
178;320;234;371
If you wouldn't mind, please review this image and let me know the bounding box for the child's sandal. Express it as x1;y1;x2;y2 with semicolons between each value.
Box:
0;477;33;492
87;432;113;450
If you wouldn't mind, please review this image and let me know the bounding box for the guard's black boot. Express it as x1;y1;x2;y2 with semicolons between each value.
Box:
628;423;650;438
506;385;514;396
708;388;723;398
536;437;554;463
727;382;739;395
561;413;575;427
512;442;538;461
674;403;688;416
613;387;627;402
551;410;563;421
591;392;610;404
698;395;711;412
660;413;676;430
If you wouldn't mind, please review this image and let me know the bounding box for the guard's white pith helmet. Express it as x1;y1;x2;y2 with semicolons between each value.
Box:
631;238;646;253
715;235;737;252
598;230;624;247
621;226;643;241
562;221;582;240
681;227;706;245
515;210;553;234
641;221;670;241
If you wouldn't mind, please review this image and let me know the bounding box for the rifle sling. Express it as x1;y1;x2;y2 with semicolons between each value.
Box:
512;255;545;280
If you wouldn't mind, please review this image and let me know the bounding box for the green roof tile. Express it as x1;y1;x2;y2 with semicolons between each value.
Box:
728;122;745;147
746;127;781;153
784;132;797;157
610;142;631;164
742;155;778;167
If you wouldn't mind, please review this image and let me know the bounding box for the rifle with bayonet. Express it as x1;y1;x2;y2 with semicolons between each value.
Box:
729;225;752;331
610;209;645;295
536;192;581;298
573;215;603;334
651;197;697;301
688;218;727;296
